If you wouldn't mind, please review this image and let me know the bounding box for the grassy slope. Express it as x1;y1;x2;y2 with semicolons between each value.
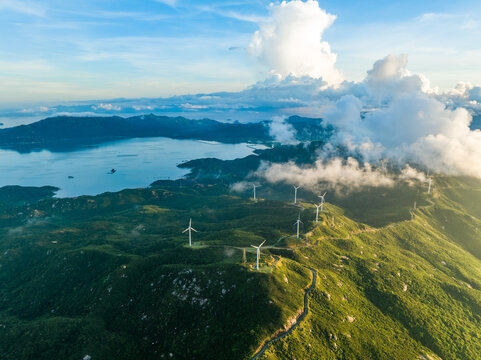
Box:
260;178;481;360
0;177;479;359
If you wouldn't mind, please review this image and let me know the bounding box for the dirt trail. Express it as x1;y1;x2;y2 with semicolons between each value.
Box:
250;268;317;360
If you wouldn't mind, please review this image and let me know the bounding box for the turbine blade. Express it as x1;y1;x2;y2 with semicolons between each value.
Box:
182;228;189;233
250;245;258;248
191;228;197;232
259;240;266;247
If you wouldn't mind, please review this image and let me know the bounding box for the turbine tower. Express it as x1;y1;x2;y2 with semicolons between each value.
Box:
315;204;321;223
318;192;327;211
250;240;266;270
182;218;197;246
293;185;300;204
427;178;432;194
294;214;303;239
253;184;261;201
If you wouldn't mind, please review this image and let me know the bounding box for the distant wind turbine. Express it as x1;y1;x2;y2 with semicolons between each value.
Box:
182;218;197;247
318;192;327;211
294;214;303;239
315;204;321;223
253;184;261;201
250;240;266;270
293;185;300;204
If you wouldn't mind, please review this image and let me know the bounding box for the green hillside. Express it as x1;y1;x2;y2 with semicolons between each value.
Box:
0;176;479;359
259;178;481;359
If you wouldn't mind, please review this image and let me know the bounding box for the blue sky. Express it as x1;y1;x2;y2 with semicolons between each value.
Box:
1;0;481;106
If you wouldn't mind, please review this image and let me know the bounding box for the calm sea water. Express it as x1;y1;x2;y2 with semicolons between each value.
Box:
0;137;263;197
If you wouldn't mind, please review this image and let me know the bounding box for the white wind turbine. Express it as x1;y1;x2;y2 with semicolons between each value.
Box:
250;240;266;270
182;218;197;246
253;184;261;201
293;185;300;204
294;214;303;239
318;192;327;211
315;204;321;223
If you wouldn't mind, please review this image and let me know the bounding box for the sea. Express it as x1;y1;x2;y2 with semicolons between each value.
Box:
0;137;264;197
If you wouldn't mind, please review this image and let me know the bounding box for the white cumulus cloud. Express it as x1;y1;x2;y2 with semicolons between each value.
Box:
323;54;481;178
248;0;342;86
365;54;435;103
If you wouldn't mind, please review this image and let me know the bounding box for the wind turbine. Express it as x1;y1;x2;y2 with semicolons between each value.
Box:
250;240;266;270
294;214;303;239
293;185;300;204
315;204;321;223
427;178;432;194
253;184;261;201
318;192;327;211
182;218;197;246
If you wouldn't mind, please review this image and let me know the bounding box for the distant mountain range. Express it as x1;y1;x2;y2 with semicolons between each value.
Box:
0;114;331;153
0;115;269;152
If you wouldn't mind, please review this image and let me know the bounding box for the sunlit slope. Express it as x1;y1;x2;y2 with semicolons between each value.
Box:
0;178;479;359
260;179;481;360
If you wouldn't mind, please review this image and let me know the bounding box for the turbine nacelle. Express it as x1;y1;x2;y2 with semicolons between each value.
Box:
250;240;266;270
183;218;197;246
318;192;327;211
293;185;301;204
294;214;303;239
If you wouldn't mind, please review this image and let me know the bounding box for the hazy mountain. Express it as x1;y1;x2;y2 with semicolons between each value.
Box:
0;115;271;152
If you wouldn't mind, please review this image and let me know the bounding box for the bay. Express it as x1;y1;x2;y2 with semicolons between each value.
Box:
0;137;263;197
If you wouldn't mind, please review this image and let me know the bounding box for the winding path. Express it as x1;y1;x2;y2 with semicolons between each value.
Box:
250;268;317;360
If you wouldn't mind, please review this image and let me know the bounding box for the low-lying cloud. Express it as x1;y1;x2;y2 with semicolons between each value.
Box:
256;158;427;192
268;116;299;145
258;158;393;190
